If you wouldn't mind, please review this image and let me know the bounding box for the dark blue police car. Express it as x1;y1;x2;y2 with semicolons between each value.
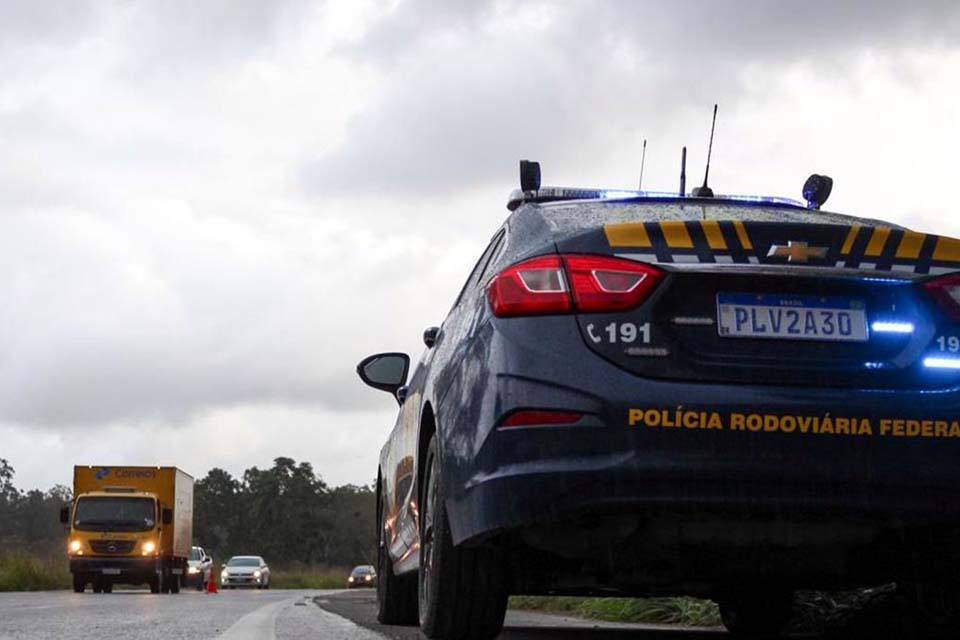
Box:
358;162;960;639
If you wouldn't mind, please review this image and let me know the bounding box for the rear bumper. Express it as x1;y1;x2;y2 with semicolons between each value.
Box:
442;318;960;547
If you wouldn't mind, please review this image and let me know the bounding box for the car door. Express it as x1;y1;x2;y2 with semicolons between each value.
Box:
380;228;507;571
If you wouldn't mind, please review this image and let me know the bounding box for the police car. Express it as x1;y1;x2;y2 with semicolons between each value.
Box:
358;162;960;639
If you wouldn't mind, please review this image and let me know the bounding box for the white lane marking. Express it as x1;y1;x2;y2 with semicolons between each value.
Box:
218;598;290;640
312;602;388;640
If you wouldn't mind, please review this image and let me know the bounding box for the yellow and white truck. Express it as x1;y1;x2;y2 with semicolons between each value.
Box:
60;466;194;593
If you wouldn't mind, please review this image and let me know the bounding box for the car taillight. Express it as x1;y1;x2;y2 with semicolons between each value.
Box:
488;254;661;317
925;273;960;321
563;255;662;313
500;409;584;428
487;255;570;317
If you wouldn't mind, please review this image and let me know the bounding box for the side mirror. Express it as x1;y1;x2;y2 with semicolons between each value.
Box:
59;506;69;524
357;353;410;403
162;508;173;525
396;386;409;403
423;327;440;348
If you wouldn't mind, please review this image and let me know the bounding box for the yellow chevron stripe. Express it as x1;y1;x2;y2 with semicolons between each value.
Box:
700;220;727;250
896;231;926;260
659;221;694;249
864;227;891;257
732;221;753;251
604;223;652;247
841;224;860;255
933;236;960;262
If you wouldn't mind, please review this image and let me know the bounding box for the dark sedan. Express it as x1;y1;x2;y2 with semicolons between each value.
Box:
359;163;960;640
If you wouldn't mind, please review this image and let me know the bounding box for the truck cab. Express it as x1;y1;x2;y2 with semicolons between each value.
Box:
61;466;193;594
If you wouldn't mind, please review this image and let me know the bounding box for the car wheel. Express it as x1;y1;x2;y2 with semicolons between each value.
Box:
719;591;793;638
149;576;160;593
418;435;508;640
72;574;85;593
169;573;180;594
102;582;113;594
376;478;419;625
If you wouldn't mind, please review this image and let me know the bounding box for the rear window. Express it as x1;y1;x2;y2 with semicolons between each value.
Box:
540;201;898;235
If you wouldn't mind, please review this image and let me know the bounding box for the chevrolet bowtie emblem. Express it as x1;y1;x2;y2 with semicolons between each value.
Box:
766;241;829;263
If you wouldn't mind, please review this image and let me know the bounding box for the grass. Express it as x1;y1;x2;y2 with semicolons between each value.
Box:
268;565;354;589
509;595;722;627
0;552;71;591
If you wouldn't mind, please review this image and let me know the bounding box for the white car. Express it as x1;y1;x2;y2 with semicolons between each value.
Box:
221;555;271;589
185;545;213;590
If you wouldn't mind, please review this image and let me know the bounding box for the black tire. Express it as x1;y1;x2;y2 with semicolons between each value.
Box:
169;572;180;594
92;581;103;594
102;582;113;594
719;591;793;638
72;574;85;593
899;581;960;640
149;576;160;593
418;436;508;640
161;569;171;594
376;479;419;625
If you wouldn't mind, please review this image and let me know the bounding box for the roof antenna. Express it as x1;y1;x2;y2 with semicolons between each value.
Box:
638;139;647;190
692;104;717;197
679;146;687;196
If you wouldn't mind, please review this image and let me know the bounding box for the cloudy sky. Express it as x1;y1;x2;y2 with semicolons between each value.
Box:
2;1;960;491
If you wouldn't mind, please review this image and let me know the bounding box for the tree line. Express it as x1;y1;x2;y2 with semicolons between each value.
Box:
0;457;376;568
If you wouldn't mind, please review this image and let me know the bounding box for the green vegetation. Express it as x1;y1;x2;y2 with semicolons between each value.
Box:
269;565;353;589
509;595;722;627
194;458;376;567
0;456;376;592
0;552;70;591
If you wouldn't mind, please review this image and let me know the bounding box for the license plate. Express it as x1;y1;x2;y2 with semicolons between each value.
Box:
717;293;868;342
102;568;121;575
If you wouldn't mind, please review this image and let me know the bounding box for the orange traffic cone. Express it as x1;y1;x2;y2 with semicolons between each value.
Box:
206;566;219;594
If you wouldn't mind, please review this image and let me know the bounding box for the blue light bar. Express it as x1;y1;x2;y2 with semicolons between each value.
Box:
871;321;914;334
923;356;960;369
507;186;808;210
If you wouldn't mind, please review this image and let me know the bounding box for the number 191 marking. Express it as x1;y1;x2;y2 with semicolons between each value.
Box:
587;322;651;344
937;335;960;353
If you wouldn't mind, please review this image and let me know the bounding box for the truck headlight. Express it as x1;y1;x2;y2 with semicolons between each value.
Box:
187;566;200;575
69;540;82;553
141;541;156;555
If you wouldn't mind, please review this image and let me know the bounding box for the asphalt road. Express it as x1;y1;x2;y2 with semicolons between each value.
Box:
0;588;727;640
317;589;728;640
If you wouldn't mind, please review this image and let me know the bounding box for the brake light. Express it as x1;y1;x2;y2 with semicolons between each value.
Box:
488;254;662;317
563;255;662;313
500;409;584;428
925;273;960;321
487;255;570;317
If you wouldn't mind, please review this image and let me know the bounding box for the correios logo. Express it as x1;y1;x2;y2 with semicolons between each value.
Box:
116;469;156;479
94;467;156;480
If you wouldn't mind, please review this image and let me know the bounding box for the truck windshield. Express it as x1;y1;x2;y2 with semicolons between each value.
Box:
73;497;156;532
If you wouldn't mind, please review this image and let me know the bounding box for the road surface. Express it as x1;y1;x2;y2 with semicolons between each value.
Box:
0;588;727;640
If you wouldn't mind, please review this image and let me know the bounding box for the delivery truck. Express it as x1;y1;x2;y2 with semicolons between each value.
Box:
60;466;194;594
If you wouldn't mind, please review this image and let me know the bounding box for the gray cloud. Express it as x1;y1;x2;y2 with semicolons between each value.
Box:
306;0;960;195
